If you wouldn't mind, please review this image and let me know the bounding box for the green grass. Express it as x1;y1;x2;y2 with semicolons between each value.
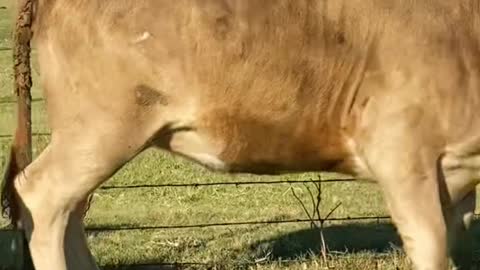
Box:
0;1;480;269
0;0;12;49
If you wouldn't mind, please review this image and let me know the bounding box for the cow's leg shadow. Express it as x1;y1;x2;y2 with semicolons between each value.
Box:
251;222;402;260
251;220;480;262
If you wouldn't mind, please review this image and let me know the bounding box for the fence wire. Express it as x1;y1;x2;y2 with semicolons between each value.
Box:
0;125;479;232
85;216;393;233
0;97;44;104
0;132;49;139
0;174;478;232
98;178;356;190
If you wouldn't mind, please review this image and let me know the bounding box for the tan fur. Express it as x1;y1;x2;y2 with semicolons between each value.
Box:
7;1;480;269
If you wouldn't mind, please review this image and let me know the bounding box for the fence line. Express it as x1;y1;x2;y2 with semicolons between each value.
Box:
1;215;395;233
2;175;477;232
0;97;44;104
99;178;356;190
0;82;479;265
85;216;394;233
0;132;49;139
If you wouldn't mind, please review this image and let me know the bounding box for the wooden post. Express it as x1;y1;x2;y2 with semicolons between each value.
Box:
13;0;33;166
12;0;34;269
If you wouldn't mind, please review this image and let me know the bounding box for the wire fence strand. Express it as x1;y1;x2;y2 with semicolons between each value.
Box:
0;132;50;139
0;97;44;104
85;216;394;232
84;213;479;232
98;178;357;190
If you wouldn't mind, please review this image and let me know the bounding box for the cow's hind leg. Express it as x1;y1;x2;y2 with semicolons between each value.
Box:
14;129;150;270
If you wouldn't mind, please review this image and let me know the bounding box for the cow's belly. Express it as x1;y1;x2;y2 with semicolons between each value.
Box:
160;129;230;171
155;114;354;175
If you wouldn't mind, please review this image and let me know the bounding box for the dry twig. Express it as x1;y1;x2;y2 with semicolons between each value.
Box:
290;175;343;268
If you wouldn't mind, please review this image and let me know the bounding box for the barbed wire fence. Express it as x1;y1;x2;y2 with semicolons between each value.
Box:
1;53;480;268
0;99;407;228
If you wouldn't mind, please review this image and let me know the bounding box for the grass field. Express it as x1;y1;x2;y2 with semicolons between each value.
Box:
0;1;480;269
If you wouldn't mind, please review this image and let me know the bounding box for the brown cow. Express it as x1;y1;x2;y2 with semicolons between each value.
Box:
2;1;480;269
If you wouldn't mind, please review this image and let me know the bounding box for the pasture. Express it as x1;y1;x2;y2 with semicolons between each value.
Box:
0;1;479;269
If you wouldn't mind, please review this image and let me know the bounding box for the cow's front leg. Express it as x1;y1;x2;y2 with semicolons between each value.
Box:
379;167;449;270
359;110;449;270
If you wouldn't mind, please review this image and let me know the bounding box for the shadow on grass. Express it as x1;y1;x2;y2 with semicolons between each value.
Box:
103;264;178;270
3;221;480;270
251;220;480;260
102;220;480;269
